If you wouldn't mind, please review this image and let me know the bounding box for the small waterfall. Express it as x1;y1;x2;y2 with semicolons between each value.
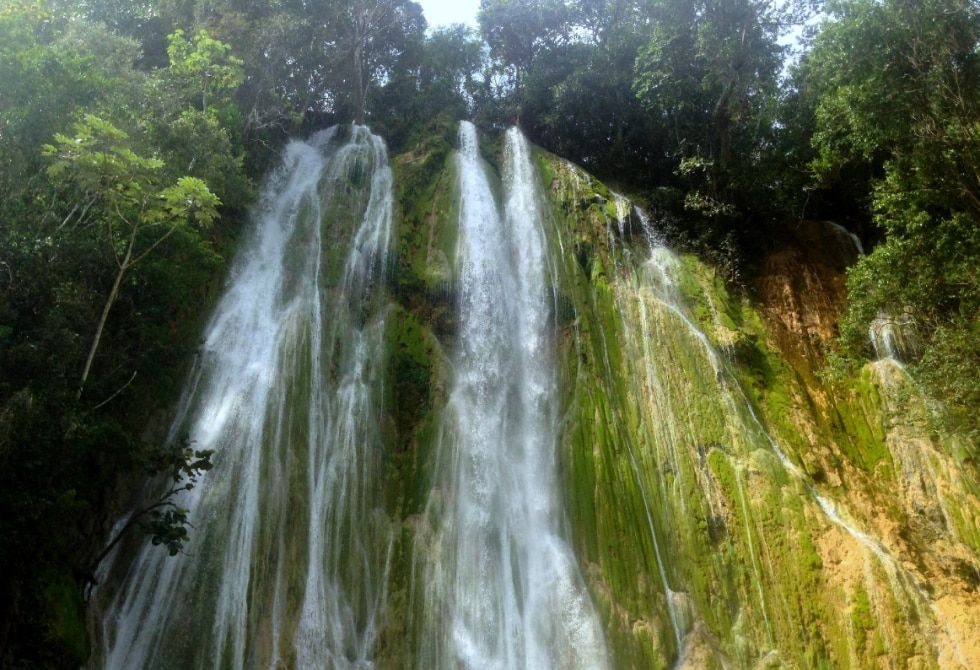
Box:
868;312;919;363
826;221;864;257
94;126;395;669
417;122;608;669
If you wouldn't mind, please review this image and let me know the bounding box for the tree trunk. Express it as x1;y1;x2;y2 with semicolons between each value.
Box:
78;230;135;399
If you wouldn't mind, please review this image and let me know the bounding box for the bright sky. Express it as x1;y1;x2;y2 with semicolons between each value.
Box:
416;0;481;29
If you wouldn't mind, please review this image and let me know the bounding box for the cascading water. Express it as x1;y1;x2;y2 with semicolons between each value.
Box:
85;119;979;670
416;122;608;669
539;155;961;665
599;189;971;665
868;311;919;363
93;126;395;669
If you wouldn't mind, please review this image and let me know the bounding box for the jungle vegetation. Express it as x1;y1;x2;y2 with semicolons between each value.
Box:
0;0;977;665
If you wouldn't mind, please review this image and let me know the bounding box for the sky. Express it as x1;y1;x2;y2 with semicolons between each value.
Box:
416;0;481;29
413;0;812;59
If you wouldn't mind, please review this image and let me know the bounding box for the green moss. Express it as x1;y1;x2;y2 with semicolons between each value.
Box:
799;527;824;572
41;570;87;663
826;367;891;472
591;177;612;202
392;131;458;296
604;197;620;220
374;515;430;669
675;255;718;332
850;583;874;651
707;450;738;501
535;149;557;188
384;307;437;448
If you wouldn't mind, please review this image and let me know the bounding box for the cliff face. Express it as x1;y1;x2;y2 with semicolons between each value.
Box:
382;127;980;669
90;123;979;669
752;223;980;669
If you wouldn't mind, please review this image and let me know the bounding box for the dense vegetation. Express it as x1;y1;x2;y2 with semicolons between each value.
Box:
0;0;977;665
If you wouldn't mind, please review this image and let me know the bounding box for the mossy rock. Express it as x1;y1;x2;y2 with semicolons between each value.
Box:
384;306;439;450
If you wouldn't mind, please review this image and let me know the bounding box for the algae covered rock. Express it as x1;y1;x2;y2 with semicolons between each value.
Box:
363;125;980;670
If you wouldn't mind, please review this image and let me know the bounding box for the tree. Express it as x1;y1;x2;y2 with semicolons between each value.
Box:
633;0;784;198
43;115;220;397
370;24;488;147
479;0;576;89
165;28;244;113
0;8;244;662
805;0;980;438
0;2;142;204
338;0;426;124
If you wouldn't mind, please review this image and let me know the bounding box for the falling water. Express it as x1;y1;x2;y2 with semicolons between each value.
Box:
616;202;949;659
868;312;919;363
827;221;864;257
417;122;608;669
94;126;395;669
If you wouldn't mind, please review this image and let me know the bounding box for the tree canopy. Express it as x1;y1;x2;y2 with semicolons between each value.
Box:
804;0;980;435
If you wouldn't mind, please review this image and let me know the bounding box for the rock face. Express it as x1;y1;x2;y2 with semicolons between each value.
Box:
92;123;979;669
755;220;856;372
384;127;980;669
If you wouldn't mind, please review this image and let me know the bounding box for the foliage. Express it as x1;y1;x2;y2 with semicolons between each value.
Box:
479;0;576;84
89;444;213;577
0;2;142;204
176;0;427;153
43;114;220;395
805;0;980;439
166;28;243;112
629;0;803;269
371;24;488;150
0;6;241;666
632;0;784;170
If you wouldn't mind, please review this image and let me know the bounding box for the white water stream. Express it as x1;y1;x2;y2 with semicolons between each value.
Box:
614;202;952;662
417;122;608;670
95;127;395;669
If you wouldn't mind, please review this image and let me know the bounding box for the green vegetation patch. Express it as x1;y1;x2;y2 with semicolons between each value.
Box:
384;306;437;450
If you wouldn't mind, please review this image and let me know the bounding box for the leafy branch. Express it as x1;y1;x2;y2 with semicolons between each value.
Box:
85;443;213;588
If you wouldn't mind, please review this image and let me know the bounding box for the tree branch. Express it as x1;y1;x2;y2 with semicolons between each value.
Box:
91;370;138;411
130;223;180;266
85;499;180;587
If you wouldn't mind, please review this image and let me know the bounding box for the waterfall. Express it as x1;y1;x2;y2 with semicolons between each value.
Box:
416;122;608;669
7;0;972;659
611;200;947;662
94;126;395;669
83;119;979;670
868;312;919;363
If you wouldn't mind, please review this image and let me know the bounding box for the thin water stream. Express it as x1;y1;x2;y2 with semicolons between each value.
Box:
619;203;951;660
